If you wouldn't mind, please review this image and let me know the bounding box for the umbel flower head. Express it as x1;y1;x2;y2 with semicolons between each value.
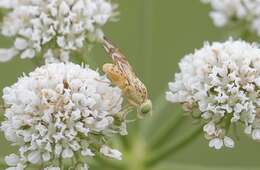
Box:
166;39;260;149
202;0;260;37
1;62;127;169
0;0;118;63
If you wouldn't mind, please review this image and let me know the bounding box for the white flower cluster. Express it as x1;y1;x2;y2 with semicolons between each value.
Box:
0;0;117;62
202;0;260;36
1;62;126;169
166;39;260;149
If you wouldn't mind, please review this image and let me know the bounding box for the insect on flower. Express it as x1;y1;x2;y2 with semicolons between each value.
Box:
102;37;152;119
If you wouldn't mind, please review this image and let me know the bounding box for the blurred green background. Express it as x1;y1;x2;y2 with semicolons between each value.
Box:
1;0;260;170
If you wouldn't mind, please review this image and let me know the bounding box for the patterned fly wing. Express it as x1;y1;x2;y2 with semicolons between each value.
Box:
102;37;152;118
103;37;138;88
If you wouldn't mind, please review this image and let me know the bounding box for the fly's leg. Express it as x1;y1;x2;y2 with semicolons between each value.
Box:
117;104;135;120
113;104;135;126
123;85;139;107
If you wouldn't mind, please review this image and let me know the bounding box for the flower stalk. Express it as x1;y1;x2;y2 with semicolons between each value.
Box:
147;113;185;150
145;126;202;168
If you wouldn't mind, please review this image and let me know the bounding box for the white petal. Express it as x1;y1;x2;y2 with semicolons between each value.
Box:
42;152;51;162
209;138;223;150
95;118;110;131
252;129;260;141
59;1;70;15
244;125;252;135
223;136;235;148
57;36;66;48
21;49;35;59
166;91;177;103
55;144;62;156
62;147;74;158
0;48;18;62
100;145;122;160
210;12;228;27
203;122;215;135
0;0;14;8
81;164;89;170
44;166;60;170
81;148;95;157
5;154;20;166
28;151;41;164
255;77;260;87
14;38;28;50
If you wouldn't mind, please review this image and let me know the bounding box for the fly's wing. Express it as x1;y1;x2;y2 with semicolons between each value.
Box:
102;37;149;101
102;37;137;85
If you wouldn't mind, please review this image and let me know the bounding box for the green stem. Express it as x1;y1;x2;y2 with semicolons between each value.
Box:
224;19;257;42
147;113;185;149
232;124;240;141
59;157;65;170
125;138;146;170
239;28;255;42
224;113;233;133
141;88;169;136
40;163;44;170
145;125;203;168
119;135;131;151
30;56;42;67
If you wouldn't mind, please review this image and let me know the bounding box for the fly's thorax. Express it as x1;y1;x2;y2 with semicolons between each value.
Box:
103;63;128;89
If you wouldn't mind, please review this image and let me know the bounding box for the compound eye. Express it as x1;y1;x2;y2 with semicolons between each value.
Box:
141;103;151;114
138;100;152;119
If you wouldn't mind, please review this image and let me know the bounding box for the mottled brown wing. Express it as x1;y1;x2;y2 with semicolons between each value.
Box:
102;37;137;85
102;37;149;103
